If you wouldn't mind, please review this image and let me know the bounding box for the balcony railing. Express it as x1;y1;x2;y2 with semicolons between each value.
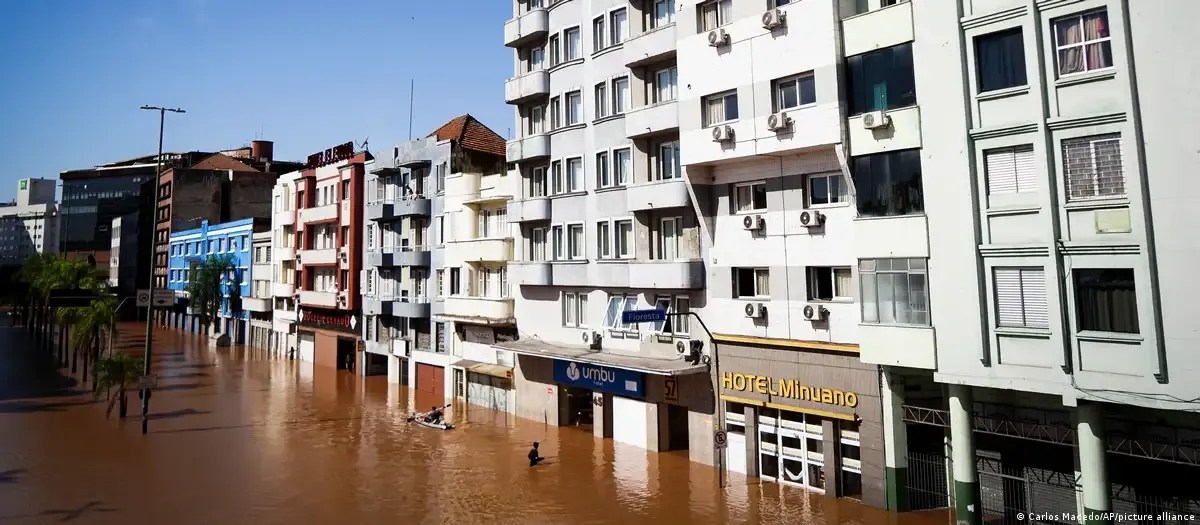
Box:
366;195;432;220
298;203;338;223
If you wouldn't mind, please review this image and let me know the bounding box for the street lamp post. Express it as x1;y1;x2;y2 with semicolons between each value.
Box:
139;105;185;435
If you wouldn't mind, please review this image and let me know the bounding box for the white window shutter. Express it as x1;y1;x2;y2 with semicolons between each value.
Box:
985;149;1018;195
1012;146;1037;193
994;268;1025;327
1019;268;1049;328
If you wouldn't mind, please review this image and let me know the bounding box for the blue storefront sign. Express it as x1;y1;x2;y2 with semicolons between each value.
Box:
553;359;644;398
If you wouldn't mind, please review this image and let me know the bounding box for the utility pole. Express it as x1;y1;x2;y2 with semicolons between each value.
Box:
139;105;186;435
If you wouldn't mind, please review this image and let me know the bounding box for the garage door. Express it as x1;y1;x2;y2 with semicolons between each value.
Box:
727;434;747;474
415;363;445;399
466;372;511;414
612;396;650;449
298;332;315;363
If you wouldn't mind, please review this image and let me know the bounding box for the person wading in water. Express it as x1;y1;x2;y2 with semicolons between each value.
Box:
528;442;544;467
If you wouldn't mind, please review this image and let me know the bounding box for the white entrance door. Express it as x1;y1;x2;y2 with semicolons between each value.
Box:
757;408;827;492
298;333;315;363
611;396;649;449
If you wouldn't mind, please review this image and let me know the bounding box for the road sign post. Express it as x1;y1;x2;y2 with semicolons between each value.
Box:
136;290;151;307
714;430;728;449
137;374;158;390
152;290;174;307
621;309;667;324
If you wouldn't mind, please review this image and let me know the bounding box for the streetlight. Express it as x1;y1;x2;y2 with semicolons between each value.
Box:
139;105;185;435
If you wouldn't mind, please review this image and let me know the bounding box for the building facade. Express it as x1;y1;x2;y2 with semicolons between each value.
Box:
165;218;267;345
0;178;59;265
246;230;274;351
500;0;712;458
270;170;301;359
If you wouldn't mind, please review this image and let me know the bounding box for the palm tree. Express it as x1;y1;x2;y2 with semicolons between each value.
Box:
94;353;144;419
185;254;238;337
59;296;120;387
16;255;110;365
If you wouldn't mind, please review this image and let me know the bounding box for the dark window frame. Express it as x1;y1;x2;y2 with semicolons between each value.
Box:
845;43;916;116
1074;269;1139;334
850;149;924;217
975;27;1028;93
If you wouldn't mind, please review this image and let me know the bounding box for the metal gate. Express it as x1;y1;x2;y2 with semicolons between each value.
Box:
466;372;511;414
907;451;950;511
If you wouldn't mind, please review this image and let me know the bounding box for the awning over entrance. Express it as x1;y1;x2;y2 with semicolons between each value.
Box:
453;359;514;380
493;339;707;377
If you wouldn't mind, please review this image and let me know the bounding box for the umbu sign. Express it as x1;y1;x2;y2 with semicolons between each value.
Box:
721;372;858;408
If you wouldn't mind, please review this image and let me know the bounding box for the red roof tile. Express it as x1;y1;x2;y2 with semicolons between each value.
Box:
188;153;260;172
426;114;507;158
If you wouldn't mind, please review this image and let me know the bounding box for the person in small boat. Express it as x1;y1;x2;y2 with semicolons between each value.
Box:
528;442;544;467
424;406;443;424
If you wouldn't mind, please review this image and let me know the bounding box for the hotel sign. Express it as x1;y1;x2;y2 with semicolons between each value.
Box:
306;142;355;169
721;372;858;409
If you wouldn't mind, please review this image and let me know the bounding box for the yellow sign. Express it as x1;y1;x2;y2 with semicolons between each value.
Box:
721;372;858;408
664;377;679;403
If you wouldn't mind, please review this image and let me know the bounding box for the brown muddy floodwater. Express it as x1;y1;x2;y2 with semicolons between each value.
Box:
0;323;950;525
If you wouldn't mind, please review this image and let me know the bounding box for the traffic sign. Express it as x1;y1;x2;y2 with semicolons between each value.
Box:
152;290;175;307
714;430;728;449
137;374;158;390
622;309;666;324
136;290;151;307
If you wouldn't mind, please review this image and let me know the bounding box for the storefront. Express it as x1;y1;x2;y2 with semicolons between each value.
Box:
415;363;445;399
451;324;517;414
716;339;885;508
296;308;359;372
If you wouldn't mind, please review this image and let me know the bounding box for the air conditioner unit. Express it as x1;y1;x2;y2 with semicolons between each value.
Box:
766;112;792;131
799;210;825;228
741;214;765;231
862;110;891;130
803;304;829;321
581;329;602;350
711;125;734;142
744;302;766;319
707;28;730;47
762;8;786;29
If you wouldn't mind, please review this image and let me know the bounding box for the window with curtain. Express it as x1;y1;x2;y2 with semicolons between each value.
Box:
1053;9;1112;77
596;151;611;188
654;0;675;28
697;0;732;32
551;160;564;195
548;34;560;67
566;157;583;192
565;27;581;60
614;148;631;186
845;43;916;116
859;258;929;326
1063;134;1124;201
985;145;1037;195
994;267;1048;329
566;90;582;125
551;225;564;260
567;224;584;259
1075;269;1138;334
655;67;678;104
657;217;681;260
610;8;627;44
596;221;611;259
530;227;547;261
530;105;546;134
615;219;632;258
975;28;1027;92
593;15;606;52
594;82;608;119
612;77;630;113
733;268;770;298
531;166;547;197
658;141;680;180
703;91;739;127
850;148;924;217
807;267;853;301
549;96;561;129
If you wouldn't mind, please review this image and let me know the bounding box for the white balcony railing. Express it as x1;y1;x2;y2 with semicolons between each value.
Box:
298;204;338;224
298;290;337;308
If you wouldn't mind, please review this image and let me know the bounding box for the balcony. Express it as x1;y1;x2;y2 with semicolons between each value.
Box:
272;282;294;297
392;296;431;318
624;24;676;67
276;246;295;260
274;210;294;226
625;100;679;139
298;248;336;265
626;178;690;211
505;70;550;105
443;296;515;321
628;259;704;289
366;197;432;221
506;197;551;223
451;237;513;262
509;261;552;286
299;290;337;308
274;309;297;322
364;296;391;316
391;338;410;356
504;8;548;48
367;246;432;267
242;297;271;313
298;204;338;224
506;134;550;163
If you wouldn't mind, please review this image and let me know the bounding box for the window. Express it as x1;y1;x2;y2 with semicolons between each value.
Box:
566;157;583;193
859;258;929;326
807;267;853;301
562;292;589;327
845;43;916;116
657;217;681;260
564;27;581;61
603;294;640;332
593;15;607;52
1062;134;1124;201
651;295;691;335
528;45;545;72
774;74;816;112
596;152;611;188
530;227;548;261
808;173;848;206
531;166;547;197
548;34;560;67
612;77;629;114
850;149;924;217
551;160;564;194
530;105;546;134
703;90;739;127
567;224;584;259
653;0;675;27
985;145;1037;195
994;267;1048;329
1053;9;1112;77
566;90;582;125
594;82;608;119
734;182;768;213
550;96;562;130
610;8;627;45
434;269;444;297
551;225;564;260
698;0;732;32
975;28;1027;92
655;67;678;103
1075;269;1138;334
597;221;611;258
615;219;633;259
614;148;631;186
437;162;447;193
449;267;461;295
436;215;445;245
657;141;681;180
733;268;770;298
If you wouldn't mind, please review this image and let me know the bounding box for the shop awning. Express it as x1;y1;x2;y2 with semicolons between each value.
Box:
492;339;707;377
453;359;514;380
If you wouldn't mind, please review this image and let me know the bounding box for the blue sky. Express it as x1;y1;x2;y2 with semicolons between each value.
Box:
0;0;513;202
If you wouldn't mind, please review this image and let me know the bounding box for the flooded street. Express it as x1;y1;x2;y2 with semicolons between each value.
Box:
0;323;948;525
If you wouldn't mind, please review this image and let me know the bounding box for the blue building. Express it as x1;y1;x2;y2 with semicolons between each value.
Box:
166;218;269;344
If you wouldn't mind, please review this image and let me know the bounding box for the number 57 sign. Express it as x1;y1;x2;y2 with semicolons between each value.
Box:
664;377;679;403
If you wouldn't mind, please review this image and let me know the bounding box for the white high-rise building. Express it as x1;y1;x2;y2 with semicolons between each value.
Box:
269;171;301;358
0;178;58;264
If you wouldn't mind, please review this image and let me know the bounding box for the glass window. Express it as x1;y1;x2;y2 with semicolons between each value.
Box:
551;160;564;195
593;15;607;52
703;91;739;126
610;8;627;44
850;149;924;217
548;34;560;66
614;148;631;186
1062;134;1124;201
615;219;633;259
994;267;1049;329
594;82;608;119
1053;9;1112;77
975;28;1027;92
657;217;681;260
658;141;680;180
654;0;675;27
1074;268;1138;334
697;0;732;32
859;258;929;326
733;268;770;298
596;221;611;259
734;182;768;213
774;74;816;111
612;77;629;114
808;173;847;206
566;158;583;193
564;27;581;60
596;152;611;188
566;90;582;125
655;67;678;103
807;267;853;301
567;224;584;260
845;43;916;116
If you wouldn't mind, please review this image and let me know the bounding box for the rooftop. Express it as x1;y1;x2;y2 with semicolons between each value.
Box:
427;114;507;158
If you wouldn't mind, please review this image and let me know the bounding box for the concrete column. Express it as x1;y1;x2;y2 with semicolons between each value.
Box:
948;384;981;525
646;402;661;451
744;404;759;478
593;392;613;439
881;369;911;511
822;419;841;496
1077;403;1111;525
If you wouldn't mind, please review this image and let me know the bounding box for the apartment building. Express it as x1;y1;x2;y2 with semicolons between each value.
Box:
270;171;301;359
500;0;710;457
0;178;59;265
165;218;268;345
246;230;274;351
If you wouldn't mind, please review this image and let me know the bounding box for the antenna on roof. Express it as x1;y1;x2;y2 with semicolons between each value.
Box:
408;79;415;141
